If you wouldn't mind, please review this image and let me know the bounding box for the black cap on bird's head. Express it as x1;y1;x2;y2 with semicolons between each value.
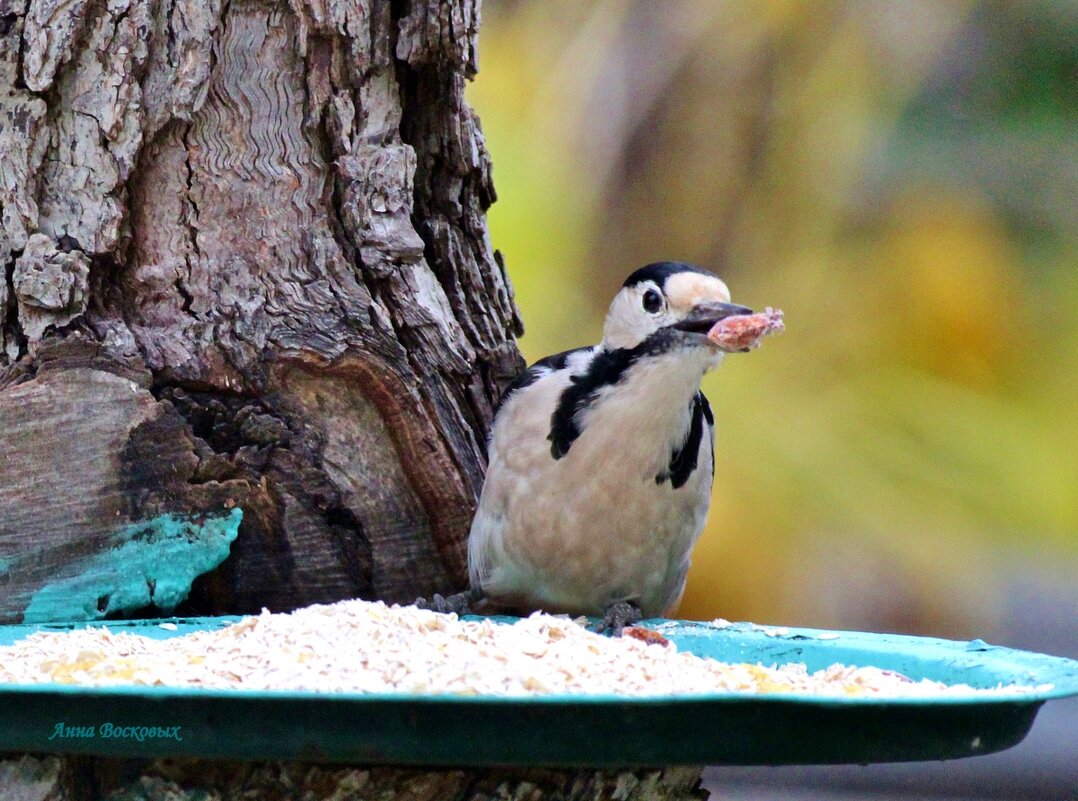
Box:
603;261;752;351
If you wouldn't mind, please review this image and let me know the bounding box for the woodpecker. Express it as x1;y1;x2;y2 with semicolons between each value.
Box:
424;261;779;633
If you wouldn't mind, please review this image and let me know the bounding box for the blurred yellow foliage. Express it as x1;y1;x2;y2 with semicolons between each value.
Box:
468;0;1077;635
874;191;1025;384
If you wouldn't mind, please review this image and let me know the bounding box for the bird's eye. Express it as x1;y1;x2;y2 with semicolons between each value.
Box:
642;289;663;314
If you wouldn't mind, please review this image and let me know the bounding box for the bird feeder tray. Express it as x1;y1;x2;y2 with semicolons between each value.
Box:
0;615;1074;767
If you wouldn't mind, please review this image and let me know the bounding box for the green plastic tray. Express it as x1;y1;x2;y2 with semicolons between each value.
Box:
1;615;1075;767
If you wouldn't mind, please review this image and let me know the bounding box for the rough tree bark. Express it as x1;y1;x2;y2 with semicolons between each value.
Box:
0;0;525;621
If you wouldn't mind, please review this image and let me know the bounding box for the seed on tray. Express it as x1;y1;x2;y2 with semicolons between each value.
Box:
0;600;1043;697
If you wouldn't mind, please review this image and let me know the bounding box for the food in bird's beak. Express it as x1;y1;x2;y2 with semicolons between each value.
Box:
707;307;784;352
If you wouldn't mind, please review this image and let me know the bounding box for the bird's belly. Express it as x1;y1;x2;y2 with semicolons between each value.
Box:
483;432;710;617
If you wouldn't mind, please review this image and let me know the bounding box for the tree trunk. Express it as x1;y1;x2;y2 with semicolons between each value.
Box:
0;0;525;622
0;755;709;801
0;4;712;793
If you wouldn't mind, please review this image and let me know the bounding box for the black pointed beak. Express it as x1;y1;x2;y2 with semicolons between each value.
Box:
673;302;753;334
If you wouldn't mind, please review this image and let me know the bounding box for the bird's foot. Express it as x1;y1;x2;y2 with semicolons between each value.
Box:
597;600;644;636
414;587;481;616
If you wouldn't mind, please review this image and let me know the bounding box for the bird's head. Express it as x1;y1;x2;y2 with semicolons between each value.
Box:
601;262;752;353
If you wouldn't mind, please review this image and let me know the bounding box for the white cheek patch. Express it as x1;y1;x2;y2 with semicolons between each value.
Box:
612;293;642;330
603;288;660;349
664;273;731;314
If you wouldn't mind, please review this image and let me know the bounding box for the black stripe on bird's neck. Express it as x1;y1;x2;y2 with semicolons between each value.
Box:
548;345;643;459
495;347;588;415
656;391;709;489
546;329;692;460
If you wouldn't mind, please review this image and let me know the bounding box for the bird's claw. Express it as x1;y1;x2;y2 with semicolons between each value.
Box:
597;600;644;636
414;588;480;616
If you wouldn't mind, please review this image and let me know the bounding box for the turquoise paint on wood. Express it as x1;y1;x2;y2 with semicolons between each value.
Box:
20;509;242;624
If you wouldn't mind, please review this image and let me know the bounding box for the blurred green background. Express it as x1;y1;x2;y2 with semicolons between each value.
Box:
467;0;1076;638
